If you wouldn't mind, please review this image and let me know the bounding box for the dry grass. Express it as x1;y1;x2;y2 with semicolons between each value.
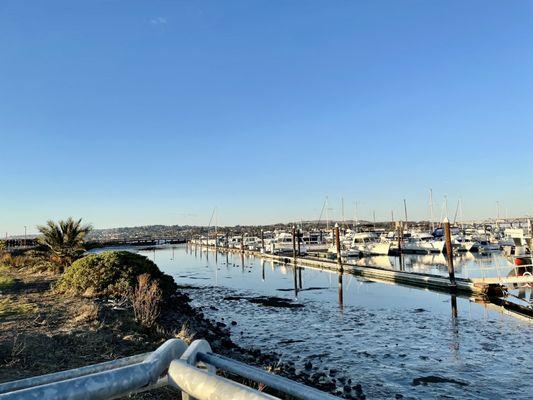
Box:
131;274;162;329
73;303;100;323
174;322;195;344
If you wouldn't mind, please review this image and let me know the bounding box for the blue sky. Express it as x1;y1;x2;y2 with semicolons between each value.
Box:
1;1;532;233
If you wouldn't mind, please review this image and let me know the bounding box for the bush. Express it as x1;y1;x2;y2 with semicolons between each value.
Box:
131;274;162;328
55;251;177;300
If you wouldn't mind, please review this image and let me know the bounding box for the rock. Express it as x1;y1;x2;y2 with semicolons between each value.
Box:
304;361;312;370
231;320;237;326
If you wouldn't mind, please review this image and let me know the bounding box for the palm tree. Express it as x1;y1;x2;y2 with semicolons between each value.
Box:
37;218;92;266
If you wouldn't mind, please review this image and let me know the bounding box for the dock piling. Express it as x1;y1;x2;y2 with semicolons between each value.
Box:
444;218;456;288
292;226;296;259
297;228;301;256
335;223;341;262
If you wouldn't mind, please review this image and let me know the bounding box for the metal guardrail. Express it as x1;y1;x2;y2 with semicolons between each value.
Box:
0;339;341;400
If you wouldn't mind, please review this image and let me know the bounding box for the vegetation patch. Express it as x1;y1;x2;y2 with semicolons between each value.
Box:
0;298;37;318
0;275;15;290
55;251;177;300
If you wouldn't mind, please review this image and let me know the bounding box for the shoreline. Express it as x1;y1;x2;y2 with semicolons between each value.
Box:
0;264;362;399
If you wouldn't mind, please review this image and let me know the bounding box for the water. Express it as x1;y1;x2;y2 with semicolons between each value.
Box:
138;245;532;399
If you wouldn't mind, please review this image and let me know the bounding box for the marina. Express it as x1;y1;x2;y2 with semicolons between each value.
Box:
136;244;532;399
2;2;532;398
186;218;533;306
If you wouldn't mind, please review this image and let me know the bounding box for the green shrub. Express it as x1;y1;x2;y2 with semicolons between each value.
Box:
55;251;177;301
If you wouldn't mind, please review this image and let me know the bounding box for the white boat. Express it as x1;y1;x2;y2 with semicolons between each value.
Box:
327;245;360;257
243;236;261;250
411;232;446;253
301;231;329;252
454;235;480;252
350;232;391;255
269;232;308;255
229;235;243;249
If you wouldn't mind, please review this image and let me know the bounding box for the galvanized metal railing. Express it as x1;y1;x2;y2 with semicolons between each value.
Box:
0;339;340;400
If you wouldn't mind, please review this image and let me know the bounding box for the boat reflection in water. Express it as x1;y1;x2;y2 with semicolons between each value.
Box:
348;252;517;281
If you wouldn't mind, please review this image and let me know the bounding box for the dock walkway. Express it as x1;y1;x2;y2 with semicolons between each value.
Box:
195;244;511;296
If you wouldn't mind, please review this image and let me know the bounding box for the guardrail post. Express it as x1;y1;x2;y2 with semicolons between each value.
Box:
177;340;215;400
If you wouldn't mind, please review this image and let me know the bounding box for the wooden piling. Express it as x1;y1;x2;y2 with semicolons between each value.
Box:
397;221;403;254
241;232;244;253
335;223;341;262
292;226;296;259
444;218;456;287
297;228;301;256
260;229;264;251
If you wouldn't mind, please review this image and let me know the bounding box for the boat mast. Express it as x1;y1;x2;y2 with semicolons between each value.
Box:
429;189;435;232
325;196;330;231
207;207;216;246
341;197;345;229
459;198;464;229
215;207;218;243
354;201;358;231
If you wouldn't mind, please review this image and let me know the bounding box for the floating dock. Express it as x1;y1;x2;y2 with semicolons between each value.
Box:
193;243;520;297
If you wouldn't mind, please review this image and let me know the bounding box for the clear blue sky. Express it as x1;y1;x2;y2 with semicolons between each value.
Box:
1;1;532;234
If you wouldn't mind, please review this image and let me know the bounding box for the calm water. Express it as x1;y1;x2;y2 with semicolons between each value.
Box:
136;245;531;399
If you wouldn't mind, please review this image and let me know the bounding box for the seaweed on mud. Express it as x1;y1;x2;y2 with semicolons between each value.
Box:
412;375;469;387
223;295;304;308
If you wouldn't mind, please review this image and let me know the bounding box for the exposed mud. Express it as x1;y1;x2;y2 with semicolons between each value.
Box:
155;246;533;400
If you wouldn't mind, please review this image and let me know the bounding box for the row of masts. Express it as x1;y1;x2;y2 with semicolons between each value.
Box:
204;191;516;239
